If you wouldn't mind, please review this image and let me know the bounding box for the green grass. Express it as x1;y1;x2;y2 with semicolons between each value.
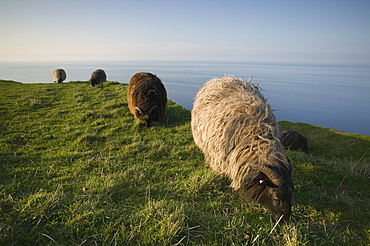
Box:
1;80;369;245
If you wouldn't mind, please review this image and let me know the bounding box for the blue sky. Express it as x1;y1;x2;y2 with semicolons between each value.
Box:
1;0;369;64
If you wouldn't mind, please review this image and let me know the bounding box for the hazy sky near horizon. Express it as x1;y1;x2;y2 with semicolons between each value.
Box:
1;0;369;64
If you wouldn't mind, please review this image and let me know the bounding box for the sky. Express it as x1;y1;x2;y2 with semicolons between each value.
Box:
1;0;370;64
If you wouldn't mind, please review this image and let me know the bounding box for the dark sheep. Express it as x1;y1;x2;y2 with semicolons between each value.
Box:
89;69;107;87
281;130;308;152
127;72;167;127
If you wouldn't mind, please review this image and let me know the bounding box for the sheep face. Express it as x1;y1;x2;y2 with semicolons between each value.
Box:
89;77;103;87
134;103;160;127
89;78;98;87
241;167;293;222
249;176;292;222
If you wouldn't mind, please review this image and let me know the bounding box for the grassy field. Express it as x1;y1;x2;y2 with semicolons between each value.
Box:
0;80;369;245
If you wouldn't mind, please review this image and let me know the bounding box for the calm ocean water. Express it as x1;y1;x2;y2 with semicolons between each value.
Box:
1;61;369;136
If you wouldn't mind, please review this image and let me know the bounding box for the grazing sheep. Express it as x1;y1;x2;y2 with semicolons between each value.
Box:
281;130;308;152
127;72;167;127
191;76;294;222
89;69;107;87
53;69;66;83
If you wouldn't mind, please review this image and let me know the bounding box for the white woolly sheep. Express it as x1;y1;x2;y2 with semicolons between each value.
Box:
53;69;66;83
191;76;294;222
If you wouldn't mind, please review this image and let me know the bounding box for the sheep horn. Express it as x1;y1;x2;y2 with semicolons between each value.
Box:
148;105;159;114
135;107;144;115
251;164;282;186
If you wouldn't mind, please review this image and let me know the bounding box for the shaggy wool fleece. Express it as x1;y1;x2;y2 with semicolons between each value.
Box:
191;76;291;190
53;69;66;83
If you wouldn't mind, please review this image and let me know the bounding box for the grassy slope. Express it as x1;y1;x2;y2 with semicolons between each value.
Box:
0;80;369;245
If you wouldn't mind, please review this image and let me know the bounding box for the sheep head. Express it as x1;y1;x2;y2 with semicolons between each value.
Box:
89;78;98;87
134;105;159;127
240;162;294;222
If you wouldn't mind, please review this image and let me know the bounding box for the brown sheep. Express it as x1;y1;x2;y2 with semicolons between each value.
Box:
127;72;167;127
89;69;107;87
281;130;308;152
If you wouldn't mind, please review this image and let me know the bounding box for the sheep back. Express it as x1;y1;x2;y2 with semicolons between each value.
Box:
90;69;107;86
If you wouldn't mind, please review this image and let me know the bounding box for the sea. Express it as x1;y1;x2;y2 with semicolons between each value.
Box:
1;61;369;136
